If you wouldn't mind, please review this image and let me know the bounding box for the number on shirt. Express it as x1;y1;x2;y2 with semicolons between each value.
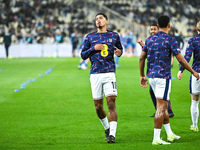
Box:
101;44;108;57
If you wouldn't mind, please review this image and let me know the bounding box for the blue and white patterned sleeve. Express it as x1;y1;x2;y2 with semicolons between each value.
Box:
81;35;96;60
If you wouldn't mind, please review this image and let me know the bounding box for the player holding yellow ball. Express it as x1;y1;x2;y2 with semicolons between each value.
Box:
81;13;123;143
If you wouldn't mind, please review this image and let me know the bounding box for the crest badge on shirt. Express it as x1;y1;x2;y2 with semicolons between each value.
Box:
109;39;112;42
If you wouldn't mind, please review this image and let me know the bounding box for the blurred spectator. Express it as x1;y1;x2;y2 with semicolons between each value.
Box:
26;33;33;44
55;29;63;43
171;29;185;67
100;0;200;37
123;29;134;57
174;30;184;50
3;28;11;59
16;28;24;43
45;31;55;44
132;31;137;56
70;30;79;57
0;0;200;45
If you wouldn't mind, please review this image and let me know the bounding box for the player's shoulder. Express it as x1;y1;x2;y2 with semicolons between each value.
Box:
86;31;97;36
147;32;159;42
84;31;98;40
186;35;197;44
107;30;119;36
159;31;172;39
144;36;151;44
192;34;200;41
168;34;176;41
186;34;200;45
188;36;195;43
146;35;152;41
160;32;176;41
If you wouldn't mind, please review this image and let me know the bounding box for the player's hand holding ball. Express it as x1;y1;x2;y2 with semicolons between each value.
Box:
94;44;104;50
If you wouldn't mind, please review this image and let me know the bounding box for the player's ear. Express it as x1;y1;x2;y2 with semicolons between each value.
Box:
196;28;199;32
168;23;171;29
157;24;160;29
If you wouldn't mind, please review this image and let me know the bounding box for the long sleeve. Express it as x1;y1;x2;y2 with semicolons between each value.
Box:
115;34;123;56
81;35;96;60
179;38;193;72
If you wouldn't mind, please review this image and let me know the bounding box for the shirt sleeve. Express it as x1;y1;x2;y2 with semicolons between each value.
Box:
170;37;181;56
81;35;95;60
115;34;123;56
179;38;193;72
142;41;148;53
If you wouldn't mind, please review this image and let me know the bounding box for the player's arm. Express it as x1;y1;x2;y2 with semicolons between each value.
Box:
175;53;199;80
137;39;145;48
114;34;123;57
139;50;148;88
81;36;102;60
177;39;193;80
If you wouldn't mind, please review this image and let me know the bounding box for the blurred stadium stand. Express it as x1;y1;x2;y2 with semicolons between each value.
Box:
0;0;199;57
0;0;146;44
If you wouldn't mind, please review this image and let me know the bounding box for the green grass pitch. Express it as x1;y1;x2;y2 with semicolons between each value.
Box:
0;57;199;150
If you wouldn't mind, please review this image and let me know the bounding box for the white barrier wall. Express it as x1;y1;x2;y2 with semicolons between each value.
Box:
0;43;73;58
0;42;187;58
0;43;143;58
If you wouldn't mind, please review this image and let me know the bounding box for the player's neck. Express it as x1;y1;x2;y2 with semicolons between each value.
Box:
159;28;169;34
97;27;107;33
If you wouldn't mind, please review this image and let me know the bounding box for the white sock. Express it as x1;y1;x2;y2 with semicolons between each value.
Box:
110;121;117;137
164;123;173;136
99;117;110;130
153;128;161;141
191;100;199;127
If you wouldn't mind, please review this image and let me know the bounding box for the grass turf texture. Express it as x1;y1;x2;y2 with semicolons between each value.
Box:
0;57;199;150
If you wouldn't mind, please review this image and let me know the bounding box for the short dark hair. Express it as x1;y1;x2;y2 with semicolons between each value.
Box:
158;15;170;28
150;20;158;27
95;13;108;20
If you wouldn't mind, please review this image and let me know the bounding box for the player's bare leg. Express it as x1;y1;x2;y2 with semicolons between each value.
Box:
163;105;169;124
94;99;110;141
154;99;167;128
152;99;171;145
106;96;117;121
94;99;107;119
153;99;180;144
106;96;117;143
